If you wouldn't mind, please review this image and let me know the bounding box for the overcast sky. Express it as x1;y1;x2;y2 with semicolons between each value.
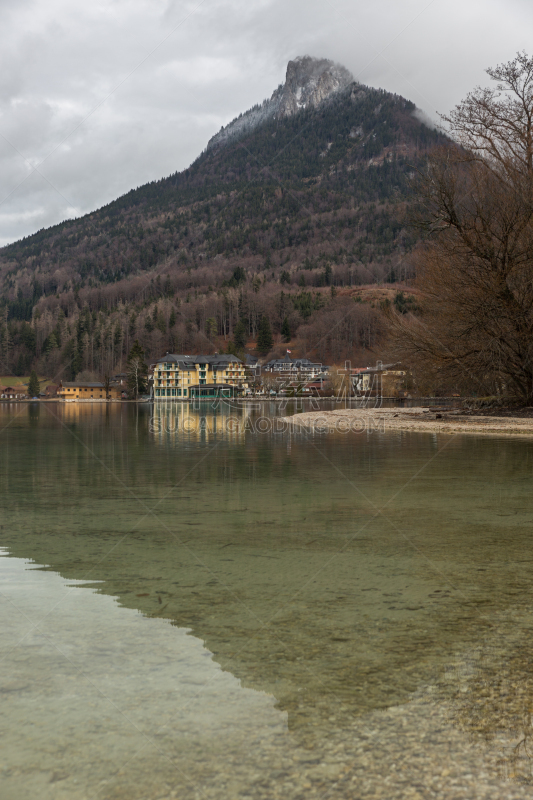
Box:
1;0;532;246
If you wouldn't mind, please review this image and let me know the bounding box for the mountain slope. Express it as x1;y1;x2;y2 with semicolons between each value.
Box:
0;56;445;378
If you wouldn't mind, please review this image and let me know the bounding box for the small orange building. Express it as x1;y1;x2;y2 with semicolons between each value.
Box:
58;382;122;400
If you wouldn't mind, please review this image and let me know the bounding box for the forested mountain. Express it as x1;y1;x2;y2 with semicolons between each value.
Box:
0;57;445;379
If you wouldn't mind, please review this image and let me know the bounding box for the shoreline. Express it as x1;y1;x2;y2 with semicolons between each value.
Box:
280;407;533;437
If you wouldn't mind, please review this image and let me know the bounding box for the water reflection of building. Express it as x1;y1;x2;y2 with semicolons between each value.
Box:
150;402;251;443
58;402;126;424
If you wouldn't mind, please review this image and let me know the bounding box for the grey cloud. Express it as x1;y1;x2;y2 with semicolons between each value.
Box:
0;0;532;245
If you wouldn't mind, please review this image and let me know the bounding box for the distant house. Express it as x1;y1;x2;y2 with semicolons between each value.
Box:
381;369;407;398
58;382;122;400
278;381;312;396
352;368;373;393
244;354;261;381
44;384;59;398
304;380;325;395
263;354;328;382
109;377;127;398
352;364;406;396
0;386;26;400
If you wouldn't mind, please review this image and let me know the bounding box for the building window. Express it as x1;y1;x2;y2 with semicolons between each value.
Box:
183;389;187;397
177;389;181;396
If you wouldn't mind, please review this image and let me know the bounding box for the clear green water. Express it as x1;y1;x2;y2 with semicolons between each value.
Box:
2;401;533;798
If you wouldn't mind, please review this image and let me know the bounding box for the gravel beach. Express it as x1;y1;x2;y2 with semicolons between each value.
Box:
280;407;533;437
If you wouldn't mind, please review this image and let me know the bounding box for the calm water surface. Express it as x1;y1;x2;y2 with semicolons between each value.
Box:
2;400;533;798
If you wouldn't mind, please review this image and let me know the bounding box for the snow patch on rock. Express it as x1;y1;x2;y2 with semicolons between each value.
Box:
207;56;354;151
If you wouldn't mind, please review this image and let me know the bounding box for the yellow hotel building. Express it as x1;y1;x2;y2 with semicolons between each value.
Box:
154;354;246;399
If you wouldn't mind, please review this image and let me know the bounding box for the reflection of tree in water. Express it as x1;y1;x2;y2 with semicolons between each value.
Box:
446;638;533;785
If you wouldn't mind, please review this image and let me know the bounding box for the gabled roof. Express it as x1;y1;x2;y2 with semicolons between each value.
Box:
210;355;242;366
156;353;243;366
61;382;105;388
264;356;322;368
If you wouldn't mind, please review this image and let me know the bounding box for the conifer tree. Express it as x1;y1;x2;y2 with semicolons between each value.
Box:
257;316;273;355
234;320;247;351
205;317;217;340
27;370;40;397
281;317;291;342
1;308;11;373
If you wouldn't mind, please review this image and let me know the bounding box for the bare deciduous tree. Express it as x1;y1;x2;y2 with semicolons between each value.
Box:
326;365;354;397
389;53;533;403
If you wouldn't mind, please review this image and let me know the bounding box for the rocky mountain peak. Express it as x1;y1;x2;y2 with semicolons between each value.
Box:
279;56;353;116
207;56;354;151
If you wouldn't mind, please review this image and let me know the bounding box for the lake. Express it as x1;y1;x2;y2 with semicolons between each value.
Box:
1;399;533;799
